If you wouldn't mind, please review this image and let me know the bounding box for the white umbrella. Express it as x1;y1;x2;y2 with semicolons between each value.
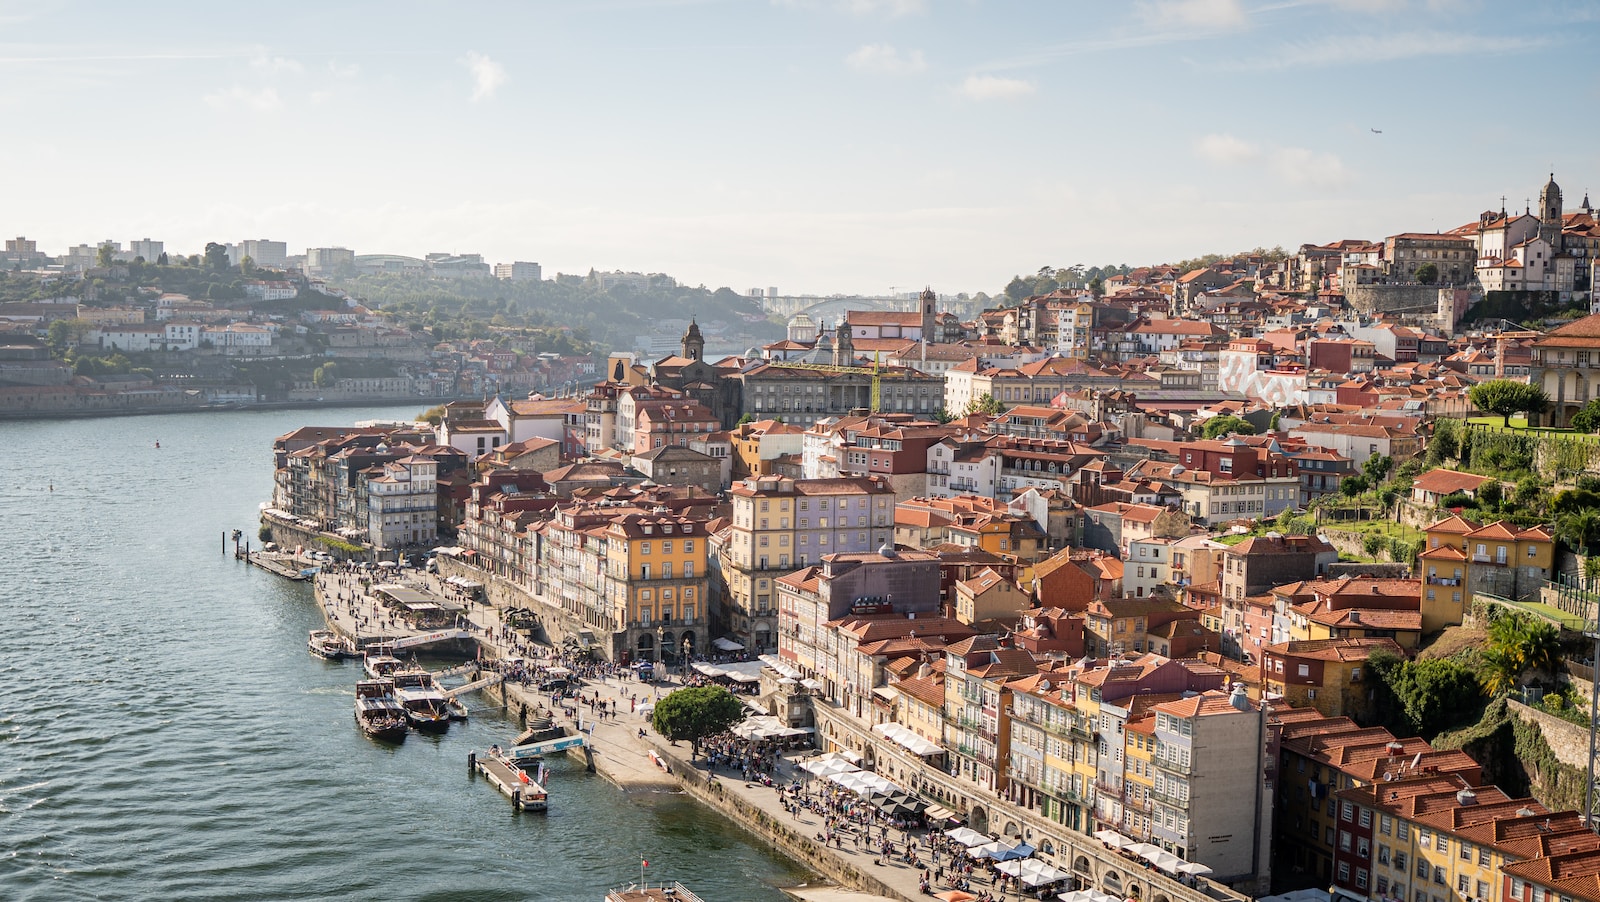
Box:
970;840;1015;860
945;826;990;847
1176;861;1213;877
1147;850;1186;874
1060;892;1121;902
1093;830;1130;850
1020;861;1070;887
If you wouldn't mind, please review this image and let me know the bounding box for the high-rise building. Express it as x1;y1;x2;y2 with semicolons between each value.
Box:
493;261;542;281
129;238;164;262
239;239;288;269
305;247;355;275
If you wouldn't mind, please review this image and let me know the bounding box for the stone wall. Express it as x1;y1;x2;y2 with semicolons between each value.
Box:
261;512;375;562
1505;699;1590;771
1345;284;1457;315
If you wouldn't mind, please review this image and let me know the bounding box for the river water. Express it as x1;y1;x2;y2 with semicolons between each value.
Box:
0;407;810;902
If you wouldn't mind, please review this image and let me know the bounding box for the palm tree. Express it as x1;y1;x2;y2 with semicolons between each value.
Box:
1479;646;1520;696
1522;621;1561;676
1557;509;1600;555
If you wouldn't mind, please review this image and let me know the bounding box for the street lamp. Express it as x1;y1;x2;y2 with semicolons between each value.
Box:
683;636;692;678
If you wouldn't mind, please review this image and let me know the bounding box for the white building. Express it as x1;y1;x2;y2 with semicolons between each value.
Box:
493;261;542;281
1148;686;1273;888
365;457;438;549
128;238;164;262
305;247;355;275
1125;536;1176;599
926;438;999;499
239;239;288;269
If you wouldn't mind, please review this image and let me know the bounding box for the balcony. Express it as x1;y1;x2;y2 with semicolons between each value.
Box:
1152;753;1191;775
1426;577;1460;586
1148;785;1189;807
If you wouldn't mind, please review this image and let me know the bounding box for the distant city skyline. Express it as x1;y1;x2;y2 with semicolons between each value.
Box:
1;0;1594;296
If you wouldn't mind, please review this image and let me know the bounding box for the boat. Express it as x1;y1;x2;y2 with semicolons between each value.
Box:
390;668;452;732
354;680;408;742
363;654;404;680
603;882;707;902
309;629;356;660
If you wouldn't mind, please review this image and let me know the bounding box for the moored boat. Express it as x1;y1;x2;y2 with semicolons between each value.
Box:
363;653;404;680
354;680;408;742
391;668;452;732
309;629;356;660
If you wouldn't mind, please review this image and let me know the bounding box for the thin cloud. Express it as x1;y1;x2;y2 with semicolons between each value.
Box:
773;0;926;16
957;74;1035;101
1269;146;1348;187
1193;132;1349;188
846;43;926;75
842;0;926;15
1227;30;1551;69
250;52;303;75
1136;0;1249;29
328;60;360;78
202;85;283;112
1194;133;1260;165
463;51;507;102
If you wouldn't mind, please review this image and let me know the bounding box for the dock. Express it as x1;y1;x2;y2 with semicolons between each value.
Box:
471;751;548;811
238;549;318;581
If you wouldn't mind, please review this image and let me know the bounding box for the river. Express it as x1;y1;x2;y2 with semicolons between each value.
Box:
0;406;810;902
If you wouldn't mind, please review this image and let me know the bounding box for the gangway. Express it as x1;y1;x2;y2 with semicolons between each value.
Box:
442;673;503;699
503;734;588;762
391;629;473;651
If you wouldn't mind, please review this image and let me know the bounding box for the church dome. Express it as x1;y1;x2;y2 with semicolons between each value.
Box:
681;318;703;341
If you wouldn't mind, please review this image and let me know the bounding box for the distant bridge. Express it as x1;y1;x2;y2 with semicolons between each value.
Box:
760;295;918;321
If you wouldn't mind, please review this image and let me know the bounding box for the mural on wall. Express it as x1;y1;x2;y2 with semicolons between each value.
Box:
1217;353;1308;407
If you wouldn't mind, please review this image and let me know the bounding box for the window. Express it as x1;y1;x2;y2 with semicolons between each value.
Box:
1460;842;1472;861
1395;852;1407;873
1457;876;1470;895
1338;863;1350;883
1342;802;1355;822
1340;831;1352;852
1358;838;1370;859
1379;846;1391;866
1478;847;1490;866
1433;867;1445;885
641;542;651;555
1381;815;1392;835
1360;809;1372;828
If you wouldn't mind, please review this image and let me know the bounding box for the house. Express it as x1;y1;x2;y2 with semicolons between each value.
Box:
1262;638;1405;719
1410;469;1494;506
953;567;1032;627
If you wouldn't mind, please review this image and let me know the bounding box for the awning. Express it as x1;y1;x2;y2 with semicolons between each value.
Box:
944;826;990;847
1093;830;1132;850
872;721;944;757
758;653;801;680
713;637;744;651
923;804;957;822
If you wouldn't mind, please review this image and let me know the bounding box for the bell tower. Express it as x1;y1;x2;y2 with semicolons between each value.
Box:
919;286;937;342
833;318;854;367
681;317;704;362
1539;173;1563;249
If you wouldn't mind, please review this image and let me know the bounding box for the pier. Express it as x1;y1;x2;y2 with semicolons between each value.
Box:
471;752;548;811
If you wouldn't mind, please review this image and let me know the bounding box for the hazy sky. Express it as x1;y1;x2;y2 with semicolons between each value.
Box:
2;0;1595;296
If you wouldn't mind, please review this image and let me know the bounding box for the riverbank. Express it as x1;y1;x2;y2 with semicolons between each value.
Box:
307;564;911;898
0;392;472;421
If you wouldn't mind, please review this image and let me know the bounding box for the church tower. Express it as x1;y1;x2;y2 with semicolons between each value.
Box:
919;286;937;342
1539;173;1563;249
832;318;854;367
681;317;704;362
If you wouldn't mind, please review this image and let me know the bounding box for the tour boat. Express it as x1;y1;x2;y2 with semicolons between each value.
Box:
309;629;356;660
390;668;453;732
363;654;404;680
354;680;409;742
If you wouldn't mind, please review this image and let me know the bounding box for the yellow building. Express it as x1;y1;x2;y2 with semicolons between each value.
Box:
1423;515;1555;613
1005;674;1094;833
605;512;709;664
1122;716;1158;841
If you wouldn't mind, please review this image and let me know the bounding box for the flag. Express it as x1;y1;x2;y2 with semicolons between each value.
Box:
641;859;648;868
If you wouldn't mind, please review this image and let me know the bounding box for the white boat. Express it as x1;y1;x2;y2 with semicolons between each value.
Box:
391;668;452;732
309;629;356;660
363;654;404;680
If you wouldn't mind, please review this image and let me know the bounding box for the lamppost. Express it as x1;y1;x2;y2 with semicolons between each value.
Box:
682;636;692;679
656;625;664;669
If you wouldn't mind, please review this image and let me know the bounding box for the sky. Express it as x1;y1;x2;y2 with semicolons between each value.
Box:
1;0;1597;297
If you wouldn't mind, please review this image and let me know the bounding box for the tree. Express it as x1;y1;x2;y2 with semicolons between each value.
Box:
1341;474;1370;496
96;244;116;268
1468;379;1549;426
1087;277;1104;298
650;685;746;760
240;255;255;276
1268;411;1282;432
203;242;231;272
933;408;955;424
418;405;447;426
312;362;338;388
1370;654;1480;738
156;252;169;266
736;413;755;426
1415;262;1439;285
1556;509;1600;555
1201;415;1256;440
1362;453;1393;484
965;393;1003;416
